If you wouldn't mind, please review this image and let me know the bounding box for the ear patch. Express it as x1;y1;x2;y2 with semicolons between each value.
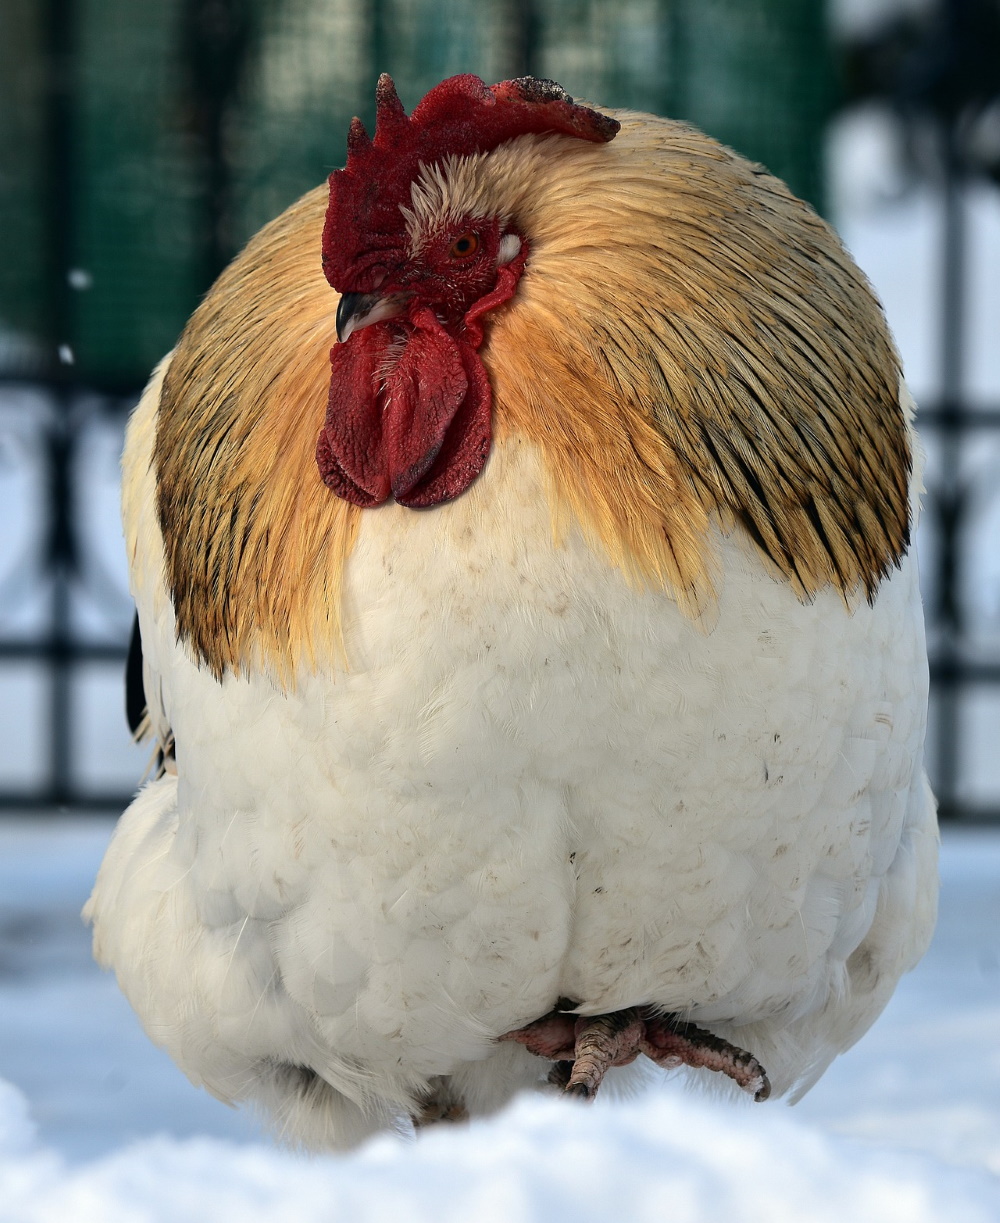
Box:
498;233;523;265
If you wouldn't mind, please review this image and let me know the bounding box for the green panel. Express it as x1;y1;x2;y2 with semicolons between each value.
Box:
228;0;519;261
540;0;668;115
0;0;836;390
229;0;368;245
665;0;833;211
0;0;48;369
73;0;201;387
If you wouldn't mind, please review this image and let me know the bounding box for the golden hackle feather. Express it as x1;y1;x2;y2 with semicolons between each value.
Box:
155;110;910;678
472;118;909;609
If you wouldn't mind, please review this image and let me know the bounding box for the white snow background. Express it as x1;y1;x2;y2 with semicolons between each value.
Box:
1;104;999;1219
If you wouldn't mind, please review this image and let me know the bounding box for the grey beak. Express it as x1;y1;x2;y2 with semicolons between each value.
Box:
336;291;408;343
336;292;380;344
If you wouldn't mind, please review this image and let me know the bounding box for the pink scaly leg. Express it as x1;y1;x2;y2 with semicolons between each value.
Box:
501;1005;770;1102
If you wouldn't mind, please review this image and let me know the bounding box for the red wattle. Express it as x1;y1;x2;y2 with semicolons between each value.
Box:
383;311;469;500
316;308;492;508
316;327;391;506
394;337;491;507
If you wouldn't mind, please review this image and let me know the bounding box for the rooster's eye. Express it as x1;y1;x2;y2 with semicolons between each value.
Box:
449;232;480;259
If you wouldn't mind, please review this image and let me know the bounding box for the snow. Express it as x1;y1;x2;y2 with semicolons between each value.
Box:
1;1088;997;1223
0;819;998;1220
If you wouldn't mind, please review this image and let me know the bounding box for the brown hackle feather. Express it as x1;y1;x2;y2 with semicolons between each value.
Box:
156;187;359;680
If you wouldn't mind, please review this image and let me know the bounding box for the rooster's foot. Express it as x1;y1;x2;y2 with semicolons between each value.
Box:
501;1005;771;1102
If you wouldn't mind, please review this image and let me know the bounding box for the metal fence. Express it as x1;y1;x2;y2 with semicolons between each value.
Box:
0;0;997;817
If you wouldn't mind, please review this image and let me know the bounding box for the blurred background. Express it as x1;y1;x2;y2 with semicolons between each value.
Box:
0;0;998;818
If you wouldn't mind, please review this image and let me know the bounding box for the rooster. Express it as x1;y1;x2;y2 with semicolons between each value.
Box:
86;74;938;1147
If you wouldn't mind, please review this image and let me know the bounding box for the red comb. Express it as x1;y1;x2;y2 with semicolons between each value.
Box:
322;74;619;291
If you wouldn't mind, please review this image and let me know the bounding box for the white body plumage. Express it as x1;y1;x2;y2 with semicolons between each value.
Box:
86;360;937;1147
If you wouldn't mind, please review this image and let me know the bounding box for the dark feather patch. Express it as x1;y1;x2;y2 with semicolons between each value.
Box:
125;612;146;736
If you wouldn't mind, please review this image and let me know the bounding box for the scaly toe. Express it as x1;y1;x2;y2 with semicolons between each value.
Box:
640;1011;771;1101
564;1008;645;1098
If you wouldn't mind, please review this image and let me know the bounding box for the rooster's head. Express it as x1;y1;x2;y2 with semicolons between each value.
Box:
318;74;619;509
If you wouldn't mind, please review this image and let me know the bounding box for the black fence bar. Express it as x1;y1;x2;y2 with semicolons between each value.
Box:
919;408;1000;429
42;0;79;808
0;794;138;813
929;109;968;814
0;643;127;662
932;662;1000;684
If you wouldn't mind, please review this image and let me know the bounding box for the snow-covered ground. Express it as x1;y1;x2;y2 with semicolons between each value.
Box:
0;818;997;1220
